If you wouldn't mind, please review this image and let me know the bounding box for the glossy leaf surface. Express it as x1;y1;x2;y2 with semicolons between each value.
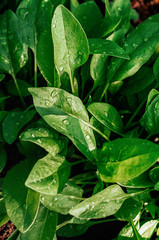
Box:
2;160;40;232
0;10;28;76
69;184;131;219
29;87;96;160
87;102;124;134
97;138;159;183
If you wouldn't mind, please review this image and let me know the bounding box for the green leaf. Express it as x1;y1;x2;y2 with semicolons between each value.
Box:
97;138;159;183
153;57;159;82
0;10;28;75
17;205;57;240
122;67;155;95
72;1;102;38
52;5;89;94
149;166;159;183
87;102;124;134
0;74;5;81
2;110;36;144
25;153;70;195
16;0;54;84
139;220;158;239
140;94;159;135
119;171;153;188
88;39;129;59
115;198;143;221
107;14;159;84
0;145;7;172
110;0;131;34
2;159;40;232
29;87;96;160
41;181;83;214
0;199;9;227
69;184;131;219
6;79;32;97
20;127;67;156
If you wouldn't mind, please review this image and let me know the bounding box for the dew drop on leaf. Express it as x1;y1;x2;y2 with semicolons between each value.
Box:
144;38;148;42
86;135;90;140
62;119;70;125
31;133;35;138
51;90;58;98
52;24;56;28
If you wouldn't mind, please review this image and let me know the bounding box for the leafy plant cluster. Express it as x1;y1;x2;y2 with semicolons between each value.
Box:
0;0;159;239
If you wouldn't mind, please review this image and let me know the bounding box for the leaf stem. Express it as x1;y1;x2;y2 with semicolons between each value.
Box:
34;50;37;87
83;120;110;141
83;85;96;103
70;159;89;166
125;98;146;130
70;71;76;95
12;74;26;107
99;82;109;102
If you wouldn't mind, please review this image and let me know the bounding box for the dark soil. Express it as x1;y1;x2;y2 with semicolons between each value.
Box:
1;0;159;239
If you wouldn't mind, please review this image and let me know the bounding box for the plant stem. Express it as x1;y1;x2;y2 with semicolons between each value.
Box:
83;85;96;103
34;50;37;87
12;74;26;107
70;71;76;95
99;82;109;102
70;159;89;166
125;98;146;130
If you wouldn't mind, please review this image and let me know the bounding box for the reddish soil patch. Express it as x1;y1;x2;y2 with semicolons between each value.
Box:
0;222;16;240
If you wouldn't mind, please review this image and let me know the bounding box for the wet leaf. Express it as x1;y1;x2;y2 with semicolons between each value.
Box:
25;153;70;195
29;87;96;160
2;110;36;144
69;184;131;219
87;102;124;134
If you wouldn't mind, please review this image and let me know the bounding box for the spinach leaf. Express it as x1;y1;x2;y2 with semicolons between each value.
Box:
2;159;40;232
52;5;89;95
29;87;96;160
25;153;70;195
97;138;159;183
17;205;57;240
69;184;131;219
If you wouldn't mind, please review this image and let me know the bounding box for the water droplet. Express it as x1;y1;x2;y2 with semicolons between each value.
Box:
59;66;63;71
86;135;90;140
124;43;128;47
41;197;45;201
35;220;38;223
67;54;70;57
45;100;51;106
49;212;54;216
104;111;108;117
53;24;56;28
144;38;148;42
79;51;82;56
31;133;35;138
19;8;29;20
62;119;70;125
133;43;137;48
33;179;37;183
118;7;121;11
51;90;58;98
54;198;58;201
53;179;56;183
37;139;42;144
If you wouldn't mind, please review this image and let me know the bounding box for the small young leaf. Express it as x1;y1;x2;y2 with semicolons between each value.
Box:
149;166;159;183
88;39;129;59
29;87;96;160
2;110;36;144
0;199;9;227
87;102;124;134
69;184;131;219
97;138;159;183
140;94;159;135
2;159;40;232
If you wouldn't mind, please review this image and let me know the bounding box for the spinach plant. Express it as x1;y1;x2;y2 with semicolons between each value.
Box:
0;0;159;239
